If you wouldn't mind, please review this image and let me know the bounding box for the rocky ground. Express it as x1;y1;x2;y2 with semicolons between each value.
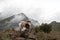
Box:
0;29;60;40
0;29;36;40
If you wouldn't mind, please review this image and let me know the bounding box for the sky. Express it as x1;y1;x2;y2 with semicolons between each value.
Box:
0;0;60;24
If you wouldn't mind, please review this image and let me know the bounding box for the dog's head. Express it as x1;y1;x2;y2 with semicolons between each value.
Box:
26;20;31;25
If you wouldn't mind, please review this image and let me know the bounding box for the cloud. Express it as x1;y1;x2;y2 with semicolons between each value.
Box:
0;0;60;23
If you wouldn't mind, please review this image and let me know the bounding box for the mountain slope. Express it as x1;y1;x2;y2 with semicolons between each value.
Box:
6;13;29;28
0;15;15;30
0;13;39;30
29;18;40;26
50;21;60;31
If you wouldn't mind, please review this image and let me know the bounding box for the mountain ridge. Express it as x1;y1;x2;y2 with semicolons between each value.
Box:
0;13;39;31
50;21;60;31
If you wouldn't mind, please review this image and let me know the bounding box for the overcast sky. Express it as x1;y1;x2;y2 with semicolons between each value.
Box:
0;0;60;24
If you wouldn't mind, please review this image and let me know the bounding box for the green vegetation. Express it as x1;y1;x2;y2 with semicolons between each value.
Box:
40;23;52;33
50;21;60;31
34;23;52;40
35;23;52;33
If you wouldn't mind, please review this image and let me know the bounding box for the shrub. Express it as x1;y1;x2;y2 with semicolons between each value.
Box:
40;23;52;33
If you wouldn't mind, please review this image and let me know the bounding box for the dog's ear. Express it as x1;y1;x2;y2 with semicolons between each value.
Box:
26;20;31;25
18;21;25;27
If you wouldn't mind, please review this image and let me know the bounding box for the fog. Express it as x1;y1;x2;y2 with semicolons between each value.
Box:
0;0;60;24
